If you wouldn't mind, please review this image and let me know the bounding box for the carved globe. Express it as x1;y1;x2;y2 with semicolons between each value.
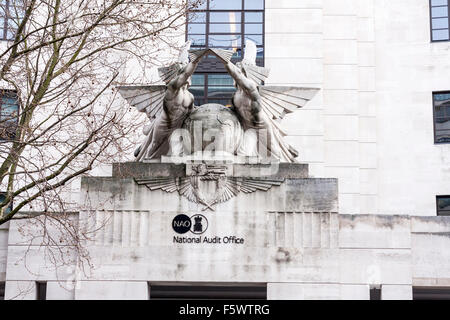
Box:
180;104;244;155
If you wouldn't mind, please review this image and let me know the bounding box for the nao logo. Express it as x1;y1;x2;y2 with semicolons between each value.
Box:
172;214;208;235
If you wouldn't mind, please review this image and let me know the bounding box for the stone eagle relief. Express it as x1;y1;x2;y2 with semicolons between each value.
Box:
119;41;319;210
134;164;284;211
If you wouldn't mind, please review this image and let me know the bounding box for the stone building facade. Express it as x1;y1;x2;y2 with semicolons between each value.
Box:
0;0;450;300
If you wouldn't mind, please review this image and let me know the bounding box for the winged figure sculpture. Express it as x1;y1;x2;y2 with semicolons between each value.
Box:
119;40;319;163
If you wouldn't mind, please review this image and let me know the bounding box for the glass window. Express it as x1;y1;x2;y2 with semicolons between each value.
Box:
188;12;207;23
189;74;236;107
433;92;450;143
210;12;242;23
188;23;206;34
414;287;450;300
36;282;47;300
0;192;12;215
209;34;241;47
0;0;24;41
430;0;450;41
210;23;241;34
245;12;263;23
245;0;264;10
437;196;450;216
209;0;242;10
149;283;267;300
245;23;263;34
0;282;5;300
187;0;264;59
0;90;19;140
187;0;264;104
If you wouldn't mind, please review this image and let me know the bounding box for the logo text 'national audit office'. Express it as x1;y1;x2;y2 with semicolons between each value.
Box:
172;214;208;235
172;214;245;245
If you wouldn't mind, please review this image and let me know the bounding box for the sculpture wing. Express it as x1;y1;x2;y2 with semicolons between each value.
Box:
135;177;178;193
242;63;270;85
118;85;166;121
243;40;257;65
258;86;319;121
258;86;319;161
209;48;234;64
135;177;194;201
215;178;284;204
178;40;192;65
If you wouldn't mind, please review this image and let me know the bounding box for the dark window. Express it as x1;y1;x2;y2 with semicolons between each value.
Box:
437;196;450;216
430;0;450;41
0;0;24;41
433;92;450;144
149;283;267;300
413;287;450;300
0;90;19;140
0;192;13;215
187;0;264;105
370;286;382;300
191;73;236;106
36;282;47;300
0;282;5;300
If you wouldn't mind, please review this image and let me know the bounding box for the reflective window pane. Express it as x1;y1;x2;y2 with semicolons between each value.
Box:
209;34;241;47
210;0;242;10
187;0;264;103
208;74;234;86
191;74;205;86
189;86;205;99
432;6;449;18
208;87;236;97
188;34;206;46
210;12;241;23
432;29;449;40
432;0;448;6
256;47;264;58
188;23;206;34
210;23;241;33
437;196;450;216
245;34;263;45
245;12;263;22
432;17;449;29
188;0;207;10
245;23;263;34
436;128;450;143
245;0;264;10
433;92;450;143
188;12;206;23
0;91;19;140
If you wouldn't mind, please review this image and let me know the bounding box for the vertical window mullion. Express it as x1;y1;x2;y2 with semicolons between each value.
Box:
204;74;208;104
444;0;450;39
206;0;210;48
242;0;245;51
3;0;9;40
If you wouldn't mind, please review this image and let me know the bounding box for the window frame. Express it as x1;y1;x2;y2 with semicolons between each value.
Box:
36;281;47;300
432;91;450;144
436;195;450;216
413;287;450;300
0;0;23;41
0;89;19;141
148;282;267;300
429;0;450;42
0;281;5;300
190;73;236;106
186;0;265;64
186;0;265;105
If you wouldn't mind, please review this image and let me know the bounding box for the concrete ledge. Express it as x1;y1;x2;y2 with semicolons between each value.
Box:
112;162;309;179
